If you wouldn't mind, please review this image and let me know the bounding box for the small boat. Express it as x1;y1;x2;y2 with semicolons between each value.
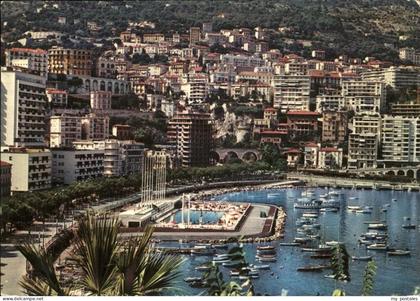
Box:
392;199;397;202
324;274;336;279
297;265;328;272
279;242;301;246
381;208;388;212
402;224;416;229
222;261;242;267
387;250;410;256
252;264;270;270
347;206;362;211
294;237;313;243
311;254;332;259
213;244;228;249
195;264;212;271
213;254;229;261
302;212;319;218
351;255;373;261
368;223;388;230
230;270;240;276
239;275;259;280
384;204;391;207
257;257;277;262
257;245;275;251
320;208;338;213
325;241;343;246
212;259;231;264
367;244;388;250
184;277;202;283
301;248;330;252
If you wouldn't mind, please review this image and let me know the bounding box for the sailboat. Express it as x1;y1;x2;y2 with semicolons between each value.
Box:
402;217;416;229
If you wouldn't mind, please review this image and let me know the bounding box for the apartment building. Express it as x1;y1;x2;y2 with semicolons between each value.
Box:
48;47;93;76
103;139;144;177
190;27;201;44
50;115;82;148
112;124;133;140
303;144;343;169
220;54;265;71
286;111;320;137
1;147;51;191
81;113;110;140
321;111;348;144
0;161;12;197
5;48;48;77
361;66;419;89
273;75;311;112
399;47;420;65
315;94;345;112
181;73;208;103
90;91;112;110
341;80;386;112
46;89;68;107
1;68;47;147
348;113;382;169
167;112;213;167
51;149;104;184
381;115;420;164
318;147;343;169
142;33;165;43
390;101;420;116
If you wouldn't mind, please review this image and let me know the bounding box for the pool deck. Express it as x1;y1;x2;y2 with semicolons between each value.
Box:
120;203;272;241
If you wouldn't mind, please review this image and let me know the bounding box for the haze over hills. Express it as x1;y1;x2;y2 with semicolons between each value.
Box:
1;0;419;61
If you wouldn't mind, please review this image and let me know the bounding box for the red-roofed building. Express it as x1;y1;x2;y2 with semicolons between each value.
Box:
0;161;12;197
5;47;48;77
260;130;286;145
46;89;68;107
282;148;303;168
264;107;278;120
318;147;343;169
287;111;320;138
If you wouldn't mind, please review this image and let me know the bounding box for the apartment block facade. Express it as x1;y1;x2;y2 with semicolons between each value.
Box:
1;68;47;147
167;112;213;167
381;115;420;164
1;147;51;191
48;47;93;76
51;149;104;184
5;48;48;77
50;115;82;148
273;75;311;112
348;113;382;169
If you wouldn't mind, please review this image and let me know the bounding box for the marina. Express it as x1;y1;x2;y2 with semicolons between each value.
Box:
172;187;420;296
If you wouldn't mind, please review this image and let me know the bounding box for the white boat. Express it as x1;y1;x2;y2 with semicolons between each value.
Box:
328;190;340;196
368;223;388;230
387;250;410;256
367;243;388;250
302;213;319;218
325;241;343;246
184;277;202;282
252;264;270;270
320;193;329;198
347;205;362;211
351;255;373;261
324;274;336;279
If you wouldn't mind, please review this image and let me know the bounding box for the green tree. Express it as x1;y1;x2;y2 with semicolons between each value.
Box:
18;215;184;296
361;261;377;296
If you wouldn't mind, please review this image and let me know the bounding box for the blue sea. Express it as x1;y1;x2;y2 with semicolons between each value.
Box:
167;188;420;296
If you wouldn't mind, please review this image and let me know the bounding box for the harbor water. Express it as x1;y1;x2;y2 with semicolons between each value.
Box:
170;187;420;296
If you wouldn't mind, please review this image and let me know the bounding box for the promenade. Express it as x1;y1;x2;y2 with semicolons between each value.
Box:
287;173;420;191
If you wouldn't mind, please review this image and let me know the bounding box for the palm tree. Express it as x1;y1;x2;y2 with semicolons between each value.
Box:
17;214;184;296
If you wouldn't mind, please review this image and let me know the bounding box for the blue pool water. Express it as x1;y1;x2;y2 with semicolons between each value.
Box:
169;188;420;296
166;209;224;224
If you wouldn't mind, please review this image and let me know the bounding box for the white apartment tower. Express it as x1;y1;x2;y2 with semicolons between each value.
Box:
381;115;420;163
5;48;48;77
1;68;47;147
273;75;311;112
341;80;386;113
50;115;82;148
348;113;382;169
1;147;52;191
